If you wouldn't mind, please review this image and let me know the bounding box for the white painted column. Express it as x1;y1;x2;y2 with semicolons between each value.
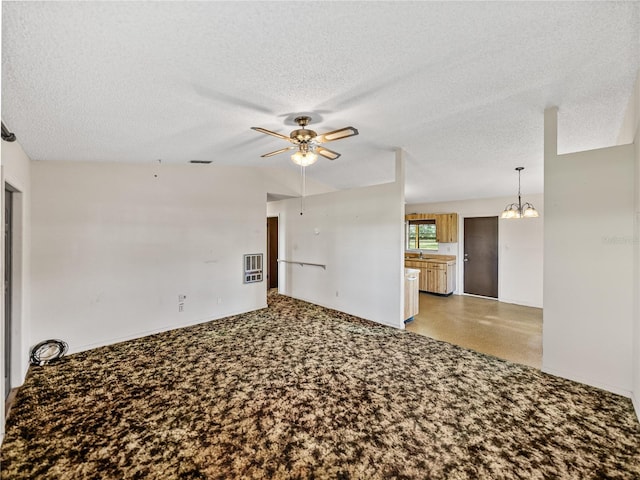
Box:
543;107;635;395
396;148;406;328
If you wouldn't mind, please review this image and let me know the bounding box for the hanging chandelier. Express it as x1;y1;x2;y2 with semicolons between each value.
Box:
501;167;539;219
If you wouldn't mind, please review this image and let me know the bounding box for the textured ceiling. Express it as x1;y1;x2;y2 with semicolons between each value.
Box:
2;1;639;203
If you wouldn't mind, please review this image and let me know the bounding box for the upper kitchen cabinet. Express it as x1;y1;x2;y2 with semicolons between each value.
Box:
435;213;458;243
405;213;459;243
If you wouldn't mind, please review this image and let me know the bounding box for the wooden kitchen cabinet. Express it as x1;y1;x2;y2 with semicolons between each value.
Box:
404;268;420;321
435;213;458;243
404;257;456;295
405;260;427;290
425;262;455;295
426;263;442;293
420;267;429;292
405;212;458;243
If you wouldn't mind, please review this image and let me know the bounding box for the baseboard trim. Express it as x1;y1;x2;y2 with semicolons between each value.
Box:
69;304;268;355
498;297;543;309
462;292;498;301
632;392;640;423
455;292;543;309
542;365;632;398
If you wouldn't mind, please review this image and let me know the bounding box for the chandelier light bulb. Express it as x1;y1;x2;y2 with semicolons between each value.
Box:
523;204;540;218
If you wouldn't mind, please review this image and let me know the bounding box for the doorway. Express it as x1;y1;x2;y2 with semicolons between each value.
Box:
4;187;13;398
267;217;278;289
464;216;498;298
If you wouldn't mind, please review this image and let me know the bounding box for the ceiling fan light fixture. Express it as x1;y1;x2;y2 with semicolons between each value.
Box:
291;150;318;167
252;115;358;164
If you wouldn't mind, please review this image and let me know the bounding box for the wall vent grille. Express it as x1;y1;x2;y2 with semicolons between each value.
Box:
243;254;263;283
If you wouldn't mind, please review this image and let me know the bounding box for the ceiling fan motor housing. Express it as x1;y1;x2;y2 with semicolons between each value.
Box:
294;116;311;126
290;128;317;143
290;116;316;143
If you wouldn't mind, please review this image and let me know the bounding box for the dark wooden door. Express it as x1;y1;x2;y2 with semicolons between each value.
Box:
4;188;13;398
267;217;278;289
463;216;498;298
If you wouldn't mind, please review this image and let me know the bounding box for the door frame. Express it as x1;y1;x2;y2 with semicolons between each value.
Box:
4;186;13;399
2;182;23;407
267;216;279;290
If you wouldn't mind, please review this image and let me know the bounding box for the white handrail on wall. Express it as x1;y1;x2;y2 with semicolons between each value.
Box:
277;259;326;270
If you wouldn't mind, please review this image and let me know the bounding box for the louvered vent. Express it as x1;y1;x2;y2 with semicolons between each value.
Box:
243;254;263;283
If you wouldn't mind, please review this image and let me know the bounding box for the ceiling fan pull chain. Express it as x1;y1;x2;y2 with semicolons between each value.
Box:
300;164;306;215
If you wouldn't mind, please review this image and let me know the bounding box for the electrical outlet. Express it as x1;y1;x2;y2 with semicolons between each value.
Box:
178;294;187;302
217;297;222;305
178;303;184;313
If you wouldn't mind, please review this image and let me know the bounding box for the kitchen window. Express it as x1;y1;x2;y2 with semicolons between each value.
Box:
407;219;438;250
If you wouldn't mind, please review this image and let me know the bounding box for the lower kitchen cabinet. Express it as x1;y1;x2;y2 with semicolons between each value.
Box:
425;262;455;295
404;268;420;321
405;260;427;290
405;259;456;295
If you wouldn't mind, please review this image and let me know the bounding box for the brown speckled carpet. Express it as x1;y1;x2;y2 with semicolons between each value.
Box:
2;293;639;479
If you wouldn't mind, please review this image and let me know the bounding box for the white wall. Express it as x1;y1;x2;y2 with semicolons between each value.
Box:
259;166;335;198
0;139;32;438
406;195;544;308
628;71;640;418
634;104;640;418
267;155;405;328
30;161;274;354
618;69;640;146
544;108;635;396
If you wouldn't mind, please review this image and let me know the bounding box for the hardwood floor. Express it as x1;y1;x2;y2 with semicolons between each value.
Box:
406;292;542;368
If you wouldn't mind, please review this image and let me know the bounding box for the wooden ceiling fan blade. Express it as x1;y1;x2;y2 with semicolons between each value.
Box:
261;146;296;158
251;127;292;141
316;146;341;160
316;126;359;143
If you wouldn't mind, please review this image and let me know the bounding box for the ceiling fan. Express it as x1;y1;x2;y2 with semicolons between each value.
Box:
251;116;358;166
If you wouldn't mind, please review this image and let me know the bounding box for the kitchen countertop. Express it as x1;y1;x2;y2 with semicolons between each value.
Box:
404;254;456;264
